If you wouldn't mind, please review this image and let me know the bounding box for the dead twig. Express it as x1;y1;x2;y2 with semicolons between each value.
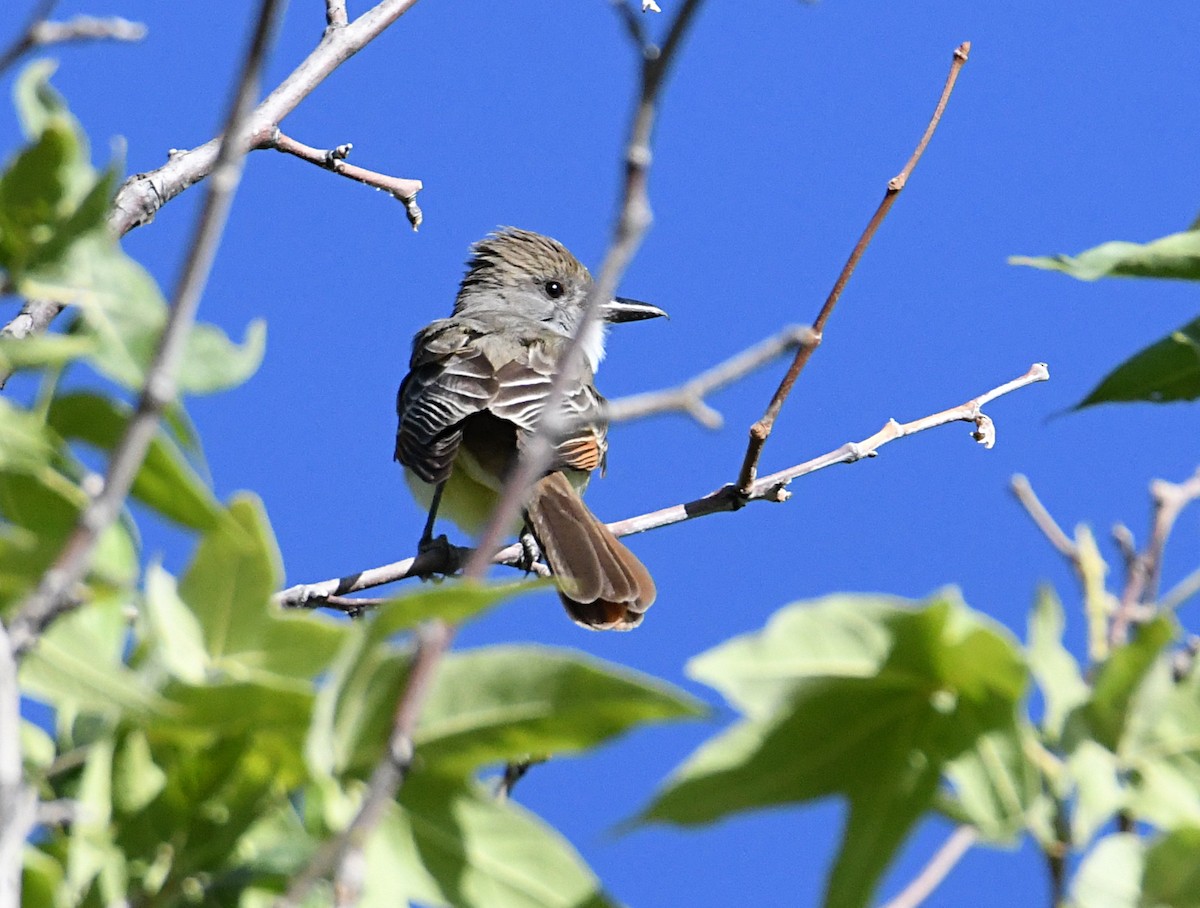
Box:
735;41;972;495
264;130;423;229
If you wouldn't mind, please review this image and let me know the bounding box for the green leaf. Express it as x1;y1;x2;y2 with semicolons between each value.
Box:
112;729;167;813
1065;740;1123;847
416;645;703;775
306;583;536;780
365;775;614;908
942;722;1040;841
179;318;267;394
14;60;77;142
141;562;209;683
19;596;165;716
47;391;222;530
0;333;98;374
1071;833;1144;908
1011;228;1200;282
1027;585;1089;740
1142;826;1200;907
1068;616;1175;751
178;494;345;682
1074;316;1200;408
643;591;1029;908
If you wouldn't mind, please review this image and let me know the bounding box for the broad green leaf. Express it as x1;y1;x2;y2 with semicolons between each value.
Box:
1027;585;1089;740
178;494;345;682
64;737;128;906
370;775;614;908
19;597;165;717
179;318;267;395
368;582;537;643
112;729;166;813
643;591;1029;908
1070;833;1144;908
0;397;53;473
14;61;79;144
306;583;536;780
942;722;1039;841
416;645;702;774
0;332;97;374
686;592;901;717
47;391;222;530
141;563;209;683
1122;657;1200;829
1142;826;1200;907
21;848;63;908
1067;616;1175;751
1075;316;1200;408
1066;740;1123;847
1011;228;1200;282
21;719;56;771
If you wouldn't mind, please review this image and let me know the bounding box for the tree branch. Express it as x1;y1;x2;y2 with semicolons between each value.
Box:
603;325;816;428
2;0;425;346
264;130;423;229
0;3;145;76
0;620;35;908
279;362;1048;610
735;41;971;495
7;0;287;663
879;826;978;908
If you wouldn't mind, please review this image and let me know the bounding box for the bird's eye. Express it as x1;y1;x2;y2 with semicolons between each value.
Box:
544;280;565;299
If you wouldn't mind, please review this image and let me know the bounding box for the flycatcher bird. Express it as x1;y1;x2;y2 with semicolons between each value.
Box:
394;228;665;630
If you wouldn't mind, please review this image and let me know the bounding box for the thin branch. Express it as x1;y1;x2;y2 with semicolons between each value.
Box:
325;0;349;30
3;0;426;345
735;41;971;495
265;130;424;229
0;4;146;75
6;0;287;662
0;620;36;908
1010;474;1079;563
1112;467;1200;646
879;826;978;908
604;325;815;428
280;363;1048;607
1162;564;1200;615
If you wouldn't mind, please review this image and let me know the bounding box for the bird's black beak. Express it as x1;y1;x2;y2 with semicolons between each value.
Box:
602;297;668;323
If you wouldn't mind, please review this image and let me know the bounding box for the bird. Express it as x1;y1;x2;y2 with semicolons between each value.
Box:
394;227;665;630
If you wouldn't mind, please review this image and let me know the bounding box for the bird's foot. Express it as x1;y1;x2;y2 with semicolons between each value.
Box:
517;528;543;576
411;533;460;580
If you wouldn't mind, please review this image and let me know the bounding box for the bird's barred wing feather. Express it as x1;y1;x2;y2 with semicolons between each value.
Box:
395;318;608;483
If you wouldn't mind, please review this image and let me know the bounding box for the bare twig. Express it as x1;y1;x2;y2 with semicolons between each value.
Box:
604;325;815;428
325;0;349;30
880;826;978;908
0;620;36;908
735;41;971;495
2;0;426;345
0;3;145;75
280;363;1048;608
1162;565;1200;615
6;0;287;663
1010;474;1078;562
1111;467;1200;646
265;130;424;229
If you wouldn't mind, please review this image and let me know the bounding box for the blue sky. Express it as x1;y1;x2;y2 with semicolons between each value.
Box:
6;1;1200;905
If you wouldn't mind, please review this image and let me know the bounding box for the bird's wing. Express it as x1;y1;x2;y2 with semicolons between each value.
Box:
395;320;498;484
396;318;608;483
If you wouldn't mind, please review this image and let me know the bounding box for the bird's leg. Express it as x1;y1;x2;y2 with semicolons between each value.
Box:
518;523;543;575
418;481;446;549
411;481;454;578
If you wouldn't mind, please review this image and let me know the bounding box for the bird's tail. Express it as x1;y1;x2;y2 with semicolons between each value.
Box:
525;472;655;630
